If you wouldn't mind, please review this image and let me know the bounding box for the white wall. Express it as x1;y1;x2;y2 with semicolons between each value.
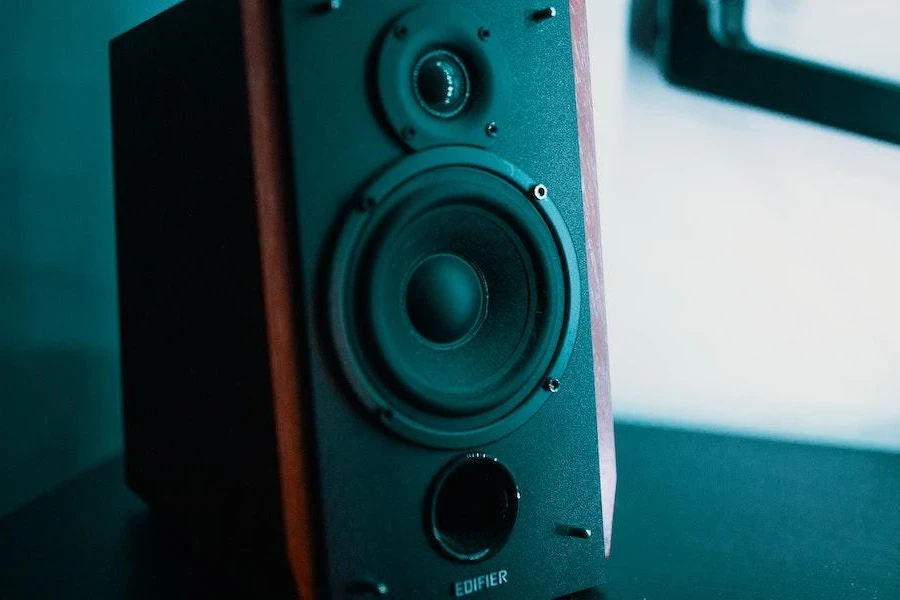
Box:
587;1;900;452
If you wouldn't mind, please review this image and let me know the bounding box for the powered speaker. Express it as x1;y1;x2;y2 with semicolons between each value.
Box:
110;0;616;597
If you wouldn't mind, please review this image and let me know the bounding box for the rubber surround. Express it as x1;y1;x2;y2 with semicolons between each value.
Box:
378;4;511;150
329;147;580;449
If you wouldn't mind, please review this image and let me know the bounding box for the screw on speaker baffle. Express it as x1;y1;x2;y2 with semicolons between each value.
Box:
485;121;499;138
556;524;592;539
401;126;417;141
532;7;557;21
314;0;341;13
531;183;549;201
348;580;389;596
478;26;492;41
357;196;376;212
544;377;561;393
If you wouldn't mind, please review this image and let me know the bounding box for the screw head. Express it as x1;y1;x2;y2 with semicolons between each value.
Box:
544;377;561;393
358;196;376;212
478;26;492;41
531;184;549;201
401;126;417;141
485;122;499;138
313;0;341;13
394;24;408;39
533;7;558;21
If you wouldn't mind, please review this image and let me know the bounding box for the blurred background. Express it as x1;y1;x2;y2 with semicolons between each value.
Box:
1;0;898;519
0;0;182;518
591;0;900;453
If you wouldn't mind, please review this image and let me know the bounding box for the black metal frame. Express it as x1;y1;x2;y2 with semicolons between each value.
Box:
658;0;900;145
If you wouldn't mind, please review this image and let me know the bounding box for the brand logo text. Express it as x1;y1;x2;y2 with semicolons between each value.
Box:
452;570;508;597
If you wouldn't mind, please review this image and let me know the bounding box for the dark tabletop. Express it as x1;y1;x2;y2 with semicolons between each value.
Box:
1;423;898;599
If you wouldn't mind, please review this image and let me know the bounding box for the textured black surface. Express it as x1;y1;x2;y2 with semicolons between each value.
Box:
2;423;898;599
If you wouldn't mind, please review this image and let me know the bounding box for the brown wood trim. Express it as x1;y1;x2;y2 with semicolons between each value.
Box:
569;0;617;558
239;1;318;596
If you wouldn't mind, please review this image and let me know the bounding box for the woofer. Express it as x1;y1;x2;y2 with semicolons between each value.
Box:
329;147;580;448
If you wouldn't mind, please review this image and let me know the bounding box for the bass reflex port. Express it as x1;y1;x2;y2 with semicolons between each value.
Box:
428;453;519;562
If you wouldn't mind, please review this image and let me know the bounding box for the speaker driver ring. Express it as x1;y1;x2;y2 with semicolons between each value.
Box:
329;147;580;449
378;4;511;150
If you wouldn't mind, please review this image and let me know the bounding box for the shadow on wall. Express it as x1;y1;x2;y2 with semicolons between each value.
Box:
0;0;180;517
0;342;121;517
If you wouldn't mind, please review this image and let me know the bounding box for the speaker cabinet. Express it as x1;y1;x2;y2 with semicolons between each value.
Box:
110;0;615;597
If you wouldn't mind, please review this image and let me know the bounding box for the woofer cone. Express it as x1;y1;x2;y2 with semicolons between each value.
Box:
329;147;580;449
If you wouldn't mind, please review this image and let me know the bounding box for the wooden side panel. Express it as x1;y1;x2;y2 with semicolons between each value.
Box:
239;1;318;597
569;0;617;558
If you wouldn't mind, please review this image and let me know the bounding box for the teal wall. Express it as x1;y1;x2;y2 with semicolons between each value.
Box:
0;0;180;517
